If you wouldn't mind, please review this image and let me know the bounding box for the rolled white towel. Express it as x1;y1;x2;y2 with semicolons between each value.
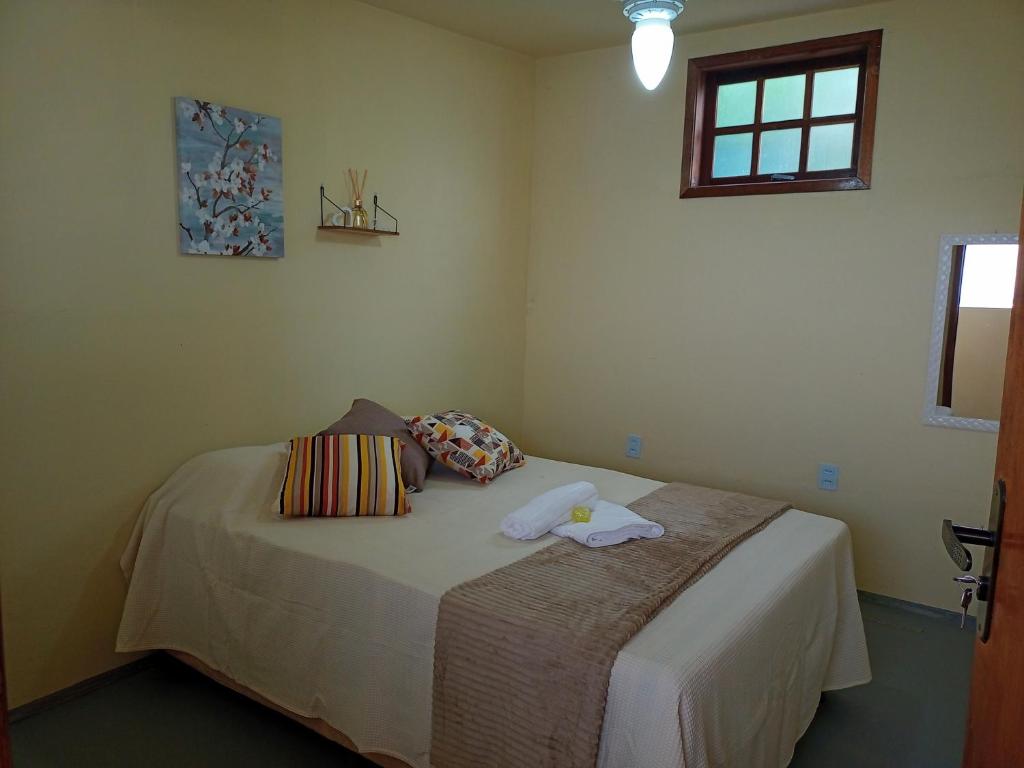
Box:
500;482;599;541
551;499;664;548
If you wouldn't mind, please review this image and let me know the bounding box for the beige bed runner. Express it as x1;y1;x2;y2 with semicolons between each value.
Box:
431;482;791;768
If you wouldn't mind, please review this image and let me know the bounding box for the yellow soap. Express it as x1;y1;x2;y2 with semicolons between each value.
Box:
571;505;592;523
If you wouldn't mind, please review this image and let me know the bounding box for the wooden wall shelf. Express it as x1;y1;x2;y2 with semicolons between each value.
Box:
319;185;400;238
317;225;399;237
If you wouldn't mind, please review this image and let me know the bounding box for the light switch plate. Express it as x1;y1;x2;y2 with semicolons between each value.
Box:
818;463;839;491
626;434;642;459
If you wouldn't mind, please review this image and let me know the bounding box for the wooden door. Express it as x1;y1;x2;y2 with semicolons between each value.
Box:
962;195;1024;767
0;592;11;768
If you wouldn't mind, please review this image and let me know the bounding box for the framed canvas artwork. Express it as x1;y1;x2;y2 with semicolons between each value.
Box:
175;97;284;257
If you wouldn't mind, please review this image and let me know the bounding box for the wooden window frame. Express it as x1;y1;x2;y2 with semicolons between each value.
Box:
680;30;883;199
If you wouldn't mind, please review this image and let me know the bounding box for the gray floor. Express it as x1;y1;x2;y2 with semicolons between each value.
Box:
11;596;974;767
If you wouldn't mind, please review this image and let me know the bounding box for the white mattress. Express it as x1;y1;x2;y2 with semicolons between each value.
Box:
117;444;870;768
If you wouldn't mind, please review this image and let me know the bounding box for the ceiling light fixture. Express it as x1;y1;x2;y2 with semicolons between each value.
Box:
622;0;685;91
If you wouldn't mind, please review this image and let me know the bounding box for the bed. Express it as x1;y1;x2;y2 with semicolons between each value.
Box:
117;443;871;768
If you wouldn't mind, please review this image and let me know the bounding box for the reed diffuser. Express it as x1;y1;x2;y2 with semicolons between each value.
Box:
348;168;369;229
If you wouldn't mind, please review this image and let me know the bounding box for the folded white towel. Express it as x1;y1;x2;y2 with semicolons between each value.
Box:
500;482;599;541
551;499;664;548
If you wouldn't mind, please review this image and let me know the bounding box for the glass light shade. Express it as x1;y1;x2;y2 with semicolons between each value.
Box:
631;18;674;91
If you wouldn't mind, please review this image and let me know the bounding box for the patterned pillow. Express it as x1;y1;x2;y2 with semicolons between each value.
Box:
279;434;411;517
407;411;525;484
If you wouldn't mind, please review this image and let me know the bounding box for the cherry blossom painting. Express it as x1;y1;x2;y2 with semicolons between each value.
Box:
175;97;284;258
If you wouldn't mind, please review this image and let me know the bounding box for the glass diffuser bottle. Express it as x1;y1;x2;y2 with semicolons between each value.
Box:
351;199;369;229
349;168;370;229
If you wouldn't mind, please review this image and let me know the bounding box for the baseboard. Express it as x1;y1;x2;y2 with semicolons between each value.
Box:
858;590;977;631
8;655;155;724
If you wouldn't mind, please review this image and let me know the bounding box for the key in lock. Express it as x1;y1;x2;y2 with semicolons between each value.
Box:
959;587;973;630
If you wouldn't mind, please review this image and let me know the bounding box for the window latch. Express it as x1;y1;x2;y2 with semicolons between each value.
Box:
771;174;796;181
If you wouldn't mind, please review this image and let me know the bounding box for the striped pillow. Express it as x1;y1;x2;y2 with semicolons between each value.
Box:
279;434;411;517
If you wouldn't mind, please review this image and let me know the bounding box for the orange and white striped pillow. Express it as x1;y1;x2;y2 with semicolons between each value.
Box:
279;434;411;517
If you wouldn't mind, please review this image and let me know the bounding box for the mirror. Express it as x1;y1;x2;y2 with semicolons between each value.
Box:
924;234;1019;432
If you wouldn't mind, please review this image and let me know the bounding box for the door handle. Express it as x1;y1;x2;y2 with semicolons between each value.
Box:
942;520;995;571
940;479;1006;642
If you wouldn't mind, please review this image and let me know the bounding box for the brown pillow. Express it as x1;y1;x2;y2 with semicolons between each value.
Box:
319;399;431;491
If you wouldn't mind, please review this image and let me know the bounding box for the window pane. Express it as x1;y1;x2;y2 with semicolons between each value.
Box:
716;81;756;127
807;122;854;171
811;67;859;117
712;133;753;177
960;244;1019;309
762;75;806;123
758;128;802;175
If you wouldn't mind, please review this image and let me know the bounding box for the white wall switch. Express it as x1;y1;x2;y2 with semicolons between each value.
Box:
626;434;642;459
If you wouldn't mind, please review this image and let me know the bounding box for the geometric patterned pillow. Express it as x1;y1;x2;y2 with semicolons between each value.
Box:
279;434;411;517
406;411;525;485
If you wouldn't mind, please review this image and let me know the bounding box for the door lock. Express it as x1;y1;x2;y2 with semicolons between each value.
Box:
953;574;990;602
941;479;1006;642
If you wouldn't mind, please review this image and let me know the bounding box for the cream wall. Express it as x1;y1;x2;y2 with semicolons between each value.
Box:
0;0;533;706
523;0;1024;610
4;0;1022;711
952;308;1011;421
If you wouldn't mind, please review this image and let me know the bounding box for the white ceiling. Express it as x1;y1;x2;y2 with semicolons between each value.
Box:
357;0;879;57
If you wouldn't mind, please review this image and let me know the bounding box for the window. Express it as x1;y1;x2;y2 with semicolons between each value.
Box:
959;244;1018;309
680;30;882;198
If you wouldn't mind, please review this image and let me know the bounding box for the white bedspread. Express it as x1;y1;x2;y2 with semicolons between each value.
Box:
117;444;870;768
